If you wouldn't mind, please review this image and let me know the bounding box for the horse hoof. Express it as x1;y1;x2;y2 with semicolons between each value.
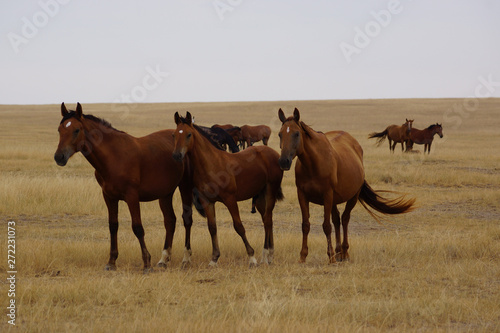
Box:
143;267;154;274
181;261;191;269
208;260;218;268
157;262;167;269
251;209;256;214
248;256;258;268
104;264;117;271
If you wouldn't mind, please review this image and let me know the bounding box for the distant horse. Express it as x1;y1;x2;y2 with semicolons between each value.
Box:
408;123;443;154
173;112;284;266
54;103;199;273
278;108;415;263
240;125;272;149
224;126;243;149
369;119;414;152
197;125;239;153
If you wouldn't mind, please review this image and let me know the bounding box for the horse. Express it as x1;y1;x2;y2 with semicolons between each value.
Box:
54;103;199;273
408;123;443;154
172;112;284;266
240;125;272;149
223;126;244;149
369;119;414;152
194;125;239;153
278;108;416;264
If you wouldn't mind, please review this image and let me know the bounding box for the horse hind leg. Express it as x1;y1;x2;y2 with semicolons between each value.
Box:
126;194;152;273
331;205;341;262
157;195;176;268
339;195;359;261
255;187;276;265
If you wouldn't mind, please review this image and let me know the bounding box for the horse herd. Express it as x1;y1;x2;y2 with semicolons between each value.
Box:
54;103;416;272
368;118;444;154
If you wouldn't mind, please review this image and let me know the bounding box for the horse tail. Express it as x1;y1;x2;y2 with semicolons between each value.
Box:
368;129;388;146
192;187;206;218
358;181;415;223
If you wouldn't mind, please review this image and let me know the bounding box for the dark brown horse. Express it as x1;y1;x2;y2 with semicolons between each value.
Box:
278;108;415;263
54;103;197;272
172;112;284;266
408;123;443;154
369;119;414;152
240;125;271;149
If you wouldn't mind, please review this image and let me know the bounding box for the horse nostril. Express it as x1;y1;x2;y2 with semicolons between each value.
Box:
54;153;67;166
172;152;183;161
278;157;291;171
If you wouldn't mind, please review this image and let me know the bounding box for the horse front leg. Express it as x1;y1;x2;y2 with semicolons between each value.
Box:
259;187;277;265
125;193;152;273
157;194;176;268
179;182;194;267
297;189;310;263
224;198;257;267
104;194;119;271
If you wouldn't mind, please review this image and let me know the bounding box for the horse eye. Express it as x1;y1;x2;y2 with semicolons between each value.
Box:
293;132;300;138
73;128;80;135
187;133;192;138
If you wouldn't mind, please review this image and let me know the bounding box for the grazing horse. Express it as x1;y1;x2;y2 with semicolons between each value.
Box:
278;108;415;263
408;123;443;154
369;119;414;152
54;103;197;272
240;125;272;149
172;112;284;266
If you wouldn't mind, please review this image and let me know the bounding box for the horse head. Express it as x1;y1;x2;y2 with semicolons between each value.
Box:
173;111;195;161
54;102;87;166
435;123;443;138
405;118;414;134
277;108;303;171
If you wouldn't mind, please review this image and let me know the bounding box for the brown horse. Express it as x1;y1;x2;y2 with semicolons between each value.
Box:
54;103;197;273
240;125;271;149
172;112;284;266
278;108;415;263
369;119;414;152
408;123;443;154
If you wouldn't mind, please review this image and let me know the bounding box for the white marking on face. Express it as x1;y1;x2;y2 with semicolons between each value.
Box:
179;130;183;134
65;121;72;128
286;126;290;133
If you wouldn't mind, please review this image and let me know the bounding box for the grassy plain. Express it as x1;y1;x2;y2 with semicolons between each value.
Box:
1;98;499;332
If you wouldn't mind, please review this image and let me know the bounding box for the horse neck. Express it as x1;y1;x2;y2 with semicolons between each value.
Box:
81;120;128;174
296;129;325;172
189;129;224;171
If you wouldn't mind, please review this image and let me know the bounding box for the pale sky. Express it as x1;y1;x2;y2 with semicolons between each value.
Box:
1;0;499;104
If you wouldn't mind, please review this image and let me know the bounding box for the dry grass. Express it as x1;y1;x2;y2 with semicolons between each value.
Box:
1;99;499;332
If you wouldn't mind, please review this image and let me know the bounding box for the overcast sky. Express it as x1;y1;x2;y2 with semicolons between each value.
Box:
1;0;499;104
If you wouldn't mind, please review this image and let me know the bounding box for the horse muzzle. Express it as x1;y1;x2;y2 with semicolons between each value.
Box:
172;151;185;162
278;156;292;171
54;152;68;166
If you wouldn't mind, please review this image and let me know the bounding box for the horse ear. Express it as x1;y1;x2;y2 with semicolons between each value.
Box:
185;112;192;125
174;112;181;125
61;102;69;117
75;103;83;119
293;108;300;122
406;118;409;122
278;108;287;123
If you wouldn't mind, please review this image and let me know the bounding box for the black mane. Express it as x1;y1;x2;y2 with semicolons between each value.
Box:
426;124;439;130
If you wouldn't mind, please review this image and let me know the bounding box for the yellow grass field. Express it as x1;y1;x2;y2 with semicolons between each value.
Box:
1;99;499;332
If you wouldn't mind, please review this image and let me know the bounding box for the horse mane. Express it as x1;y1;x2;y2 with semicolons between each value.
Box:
61;111;123;133
300;121;322;138
193;124;226;150
426;124;438;130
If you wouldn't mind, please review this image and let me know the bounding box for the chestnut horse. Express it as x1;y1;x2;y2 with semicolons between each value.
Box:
408;123;443;154
240;125;271;149
54;103;198;273
172;112;284;266
278;108;415;263
369;119;414;152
